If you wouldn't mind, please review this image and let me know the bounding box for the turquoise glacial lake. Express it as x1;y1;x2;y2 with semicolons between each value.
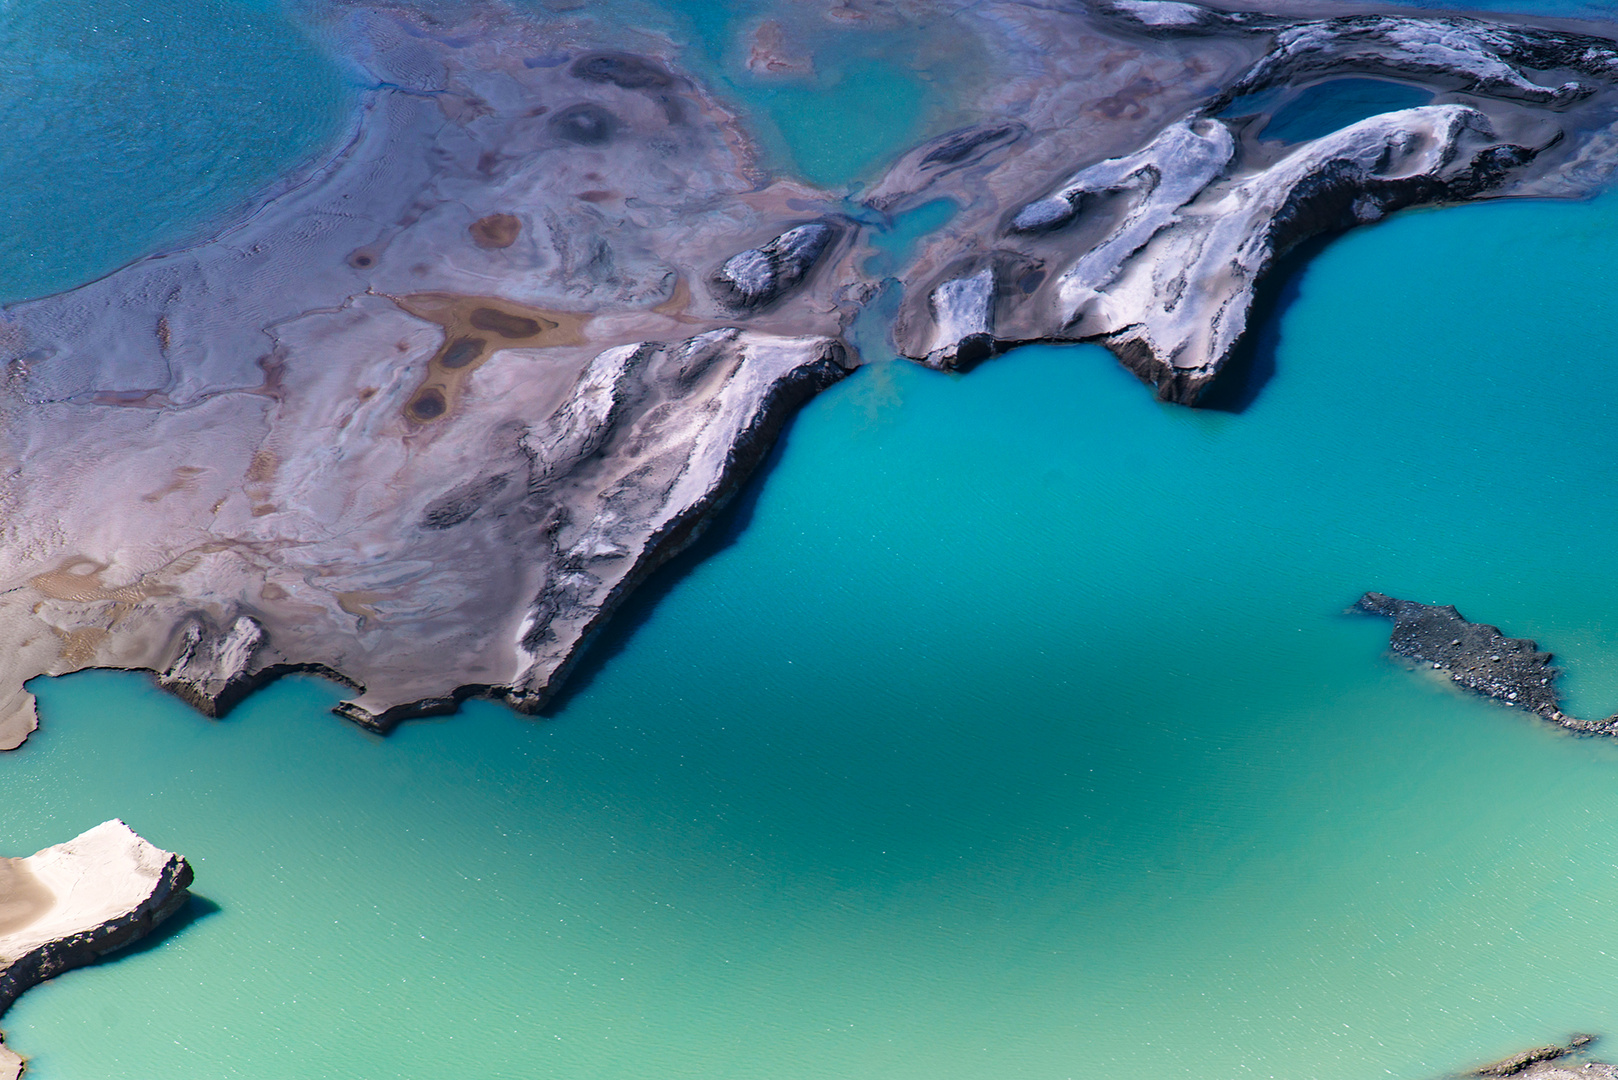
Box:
12;1;1618;1078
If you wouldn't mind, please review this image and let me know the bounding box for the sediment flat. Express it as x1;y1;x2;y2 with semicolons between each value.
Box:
3;0;1618;740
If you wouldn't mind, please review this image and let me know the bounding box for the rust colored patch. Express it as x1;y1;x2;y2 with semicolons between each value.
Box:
391;293;588;425
156;315;172;352
260;582;289;601
652;275;694;319
337;590;384;623
31;559;148;604
469;213;521;249
54;626;109;668
246;451;277;484
575;190;615;203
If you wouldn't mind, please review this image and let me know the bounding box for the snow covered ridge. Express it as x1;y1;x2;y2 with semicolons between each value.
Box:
1052;106;1540;401
895;0;1618;399
0;821;193;1078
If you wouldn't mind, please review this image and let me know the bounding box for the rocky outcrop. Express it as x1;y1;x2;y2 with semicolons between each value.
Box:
889;0;1618;402
1356;592;1618;735
1010;118;1235;236
1469;1036;1605;1078
1486;1058;1616;1080
158;615;265;717
1101;0;1618;103
0;821;193;1076
336;330;851;729
1049;106;1542;401
925;268;997;368
712;224;838;309
1225;16;1618;105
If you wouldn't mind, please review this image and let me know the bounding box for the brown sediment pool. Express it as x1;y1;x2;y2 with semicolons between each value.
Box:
468;213;521;249
391;293;589;425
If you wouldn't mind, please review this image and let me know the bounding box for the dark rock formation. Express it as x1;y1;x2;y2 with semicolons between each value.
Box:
712;224;837;310
926;267;997;368
1356;592;1618;735
892;0;1618;402
338;330;853;730
919;122;1026;171
158;615;266;718
1469;1035;1603;1078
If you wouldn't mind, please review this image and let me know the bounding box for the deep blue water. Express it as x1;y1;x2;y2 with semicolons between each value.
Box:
1223;78;1436;143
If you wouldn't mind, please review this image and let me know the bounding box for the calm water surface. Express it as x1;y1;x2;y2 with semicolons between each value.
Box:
11;1;1618;1078
0;0;352;304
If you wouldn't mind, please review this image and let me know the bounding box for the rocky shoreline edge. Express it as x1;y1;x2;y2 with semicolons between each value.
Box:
0;821;193;1078
1467;1035;1613;1079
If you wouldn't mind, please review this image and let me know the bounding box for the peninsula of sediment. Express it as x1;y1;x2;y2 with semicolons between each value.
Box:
4;0;1618;741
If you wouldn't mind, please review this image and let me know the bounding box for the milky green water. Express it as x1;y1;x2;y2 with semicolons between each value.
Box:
13;1;1618;1078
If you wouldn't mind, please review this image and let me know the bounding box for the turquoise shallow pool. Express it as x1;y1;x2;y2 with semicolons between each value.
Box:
12;1;1618;1078
0;0;352;304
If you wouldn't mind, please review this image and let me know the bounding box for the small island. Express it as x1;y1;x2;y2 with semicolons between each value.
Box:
0;822;193;1077
1357;591;1618;735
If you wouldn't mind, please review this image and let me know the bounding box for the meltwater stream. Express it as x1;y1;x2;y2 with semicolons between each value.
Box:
12;0;1618;1078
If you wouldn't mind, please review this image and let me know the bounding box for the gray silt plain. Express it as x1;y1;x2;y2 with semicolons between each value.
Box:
4;0;1618;745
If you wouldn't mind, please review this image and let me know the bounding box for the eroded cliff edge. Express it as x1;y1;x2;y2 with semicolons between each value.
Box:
5;0;1618;739
0;821;194;1078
